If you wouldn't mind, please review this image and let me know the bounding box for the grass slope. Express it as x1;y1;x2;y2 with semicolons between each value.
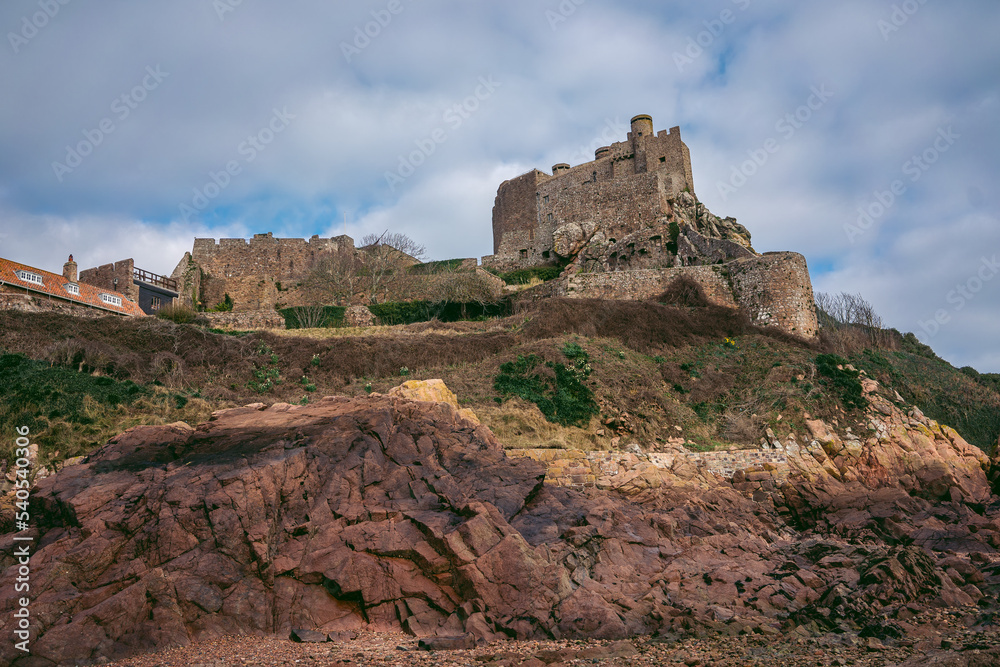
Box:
0;302;997;467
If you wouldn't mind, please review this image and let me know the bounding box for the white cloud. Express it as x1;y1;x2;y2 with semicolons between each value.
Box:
1;0;999;371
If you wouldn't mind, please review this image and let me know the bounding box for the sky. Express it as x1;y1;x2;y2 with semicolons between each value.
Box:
1;0;998;371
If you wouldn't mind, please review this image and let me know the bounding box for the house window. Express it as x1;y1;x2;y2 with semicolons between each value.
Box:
151;296;161;311
100;293;123;307
65;283;80;295
15;270;43;285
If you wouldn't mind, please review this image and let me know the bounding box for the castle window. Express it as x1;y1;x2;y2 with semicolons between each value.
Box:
659;157;666;163
546;213;553;223
543;196;549;204
151;296;161;311
65;283;79;295
519;249;528;259
15;270;43;285
100;293;123;307
542;251;550;259
529;229;535;241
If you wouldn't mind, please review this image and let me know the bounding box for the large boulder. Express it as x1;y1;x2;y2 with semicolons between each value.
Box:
1;379;997;665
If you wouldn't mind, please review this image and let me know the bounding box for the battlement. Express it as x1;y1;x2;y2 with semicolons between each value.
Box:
192;233;354;261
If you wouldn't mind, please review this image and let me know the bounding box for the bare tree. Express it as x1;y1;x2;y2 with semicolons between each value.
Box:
359;231;427;304
301;231;428;306
815;291;891;349
301;249;365;306
437;268;504;318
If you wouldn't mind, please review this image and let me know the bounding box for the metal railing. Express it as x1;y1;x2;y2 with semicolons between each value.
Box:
133;267;178;291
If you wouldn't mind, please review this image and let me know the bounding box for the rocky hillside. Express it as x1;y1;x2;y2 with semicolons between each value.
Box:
1;376;998;665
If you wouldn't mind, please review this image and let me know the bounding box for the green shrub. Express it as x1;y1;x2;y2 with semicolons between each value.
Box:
369;299;514;325
666;221;680;255
816;353;867;411
279;306;347;329
0;352;149;463
210;293;234;312
407;259;468;275
248;344;282;394
493;345;598;427
368;301;435;325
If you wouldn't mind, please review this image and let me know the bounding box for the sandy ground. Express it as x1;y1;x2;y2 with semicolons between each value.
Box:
96;623;1000;667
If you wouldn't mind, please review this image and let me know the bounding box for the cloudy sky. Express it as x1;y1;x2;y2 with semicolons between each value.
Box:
2;1;998;371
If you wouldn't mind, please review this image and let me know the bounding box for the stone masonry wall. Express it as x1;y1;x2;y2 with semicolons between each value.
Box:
506;447;789;490
173;233;353;312
728;252;818;338
561;264;738;308
203;310;285;330
0;290;123;319
79;259;138;302
491;171;541;257
557;252;819;338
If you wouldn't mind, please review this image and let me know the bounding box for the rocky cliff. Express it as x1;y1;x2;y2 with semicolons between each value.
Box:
1;380;998;665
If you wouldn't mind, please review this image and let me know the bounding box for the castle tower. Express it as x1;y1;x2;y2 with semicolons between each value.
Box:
630;114;654;139
630;114;655;174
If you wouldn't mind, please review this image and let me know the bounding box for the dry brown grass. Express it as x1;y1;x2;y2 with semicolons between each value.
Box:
475;399;606;451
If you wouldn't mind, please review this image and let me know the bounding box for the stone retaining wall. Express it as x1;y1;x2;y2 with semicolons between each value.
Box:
506;446;789;490
204;310;285;330
0;292;123;319
556;251;818;338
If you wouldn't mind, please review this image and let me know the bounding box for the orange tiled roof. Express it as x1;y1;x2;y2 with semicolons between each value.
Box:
0;257;145;317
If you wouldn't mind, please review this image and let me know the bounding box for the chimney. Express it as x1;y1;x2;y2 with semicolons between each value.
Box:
63;254;78;283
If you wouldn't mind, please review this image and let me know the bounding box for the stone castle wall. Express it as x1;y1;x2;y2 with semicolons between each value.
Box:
728;252;819;339
557;252;818;338
561;264;739;308
491;170;541;257
172;233;353;312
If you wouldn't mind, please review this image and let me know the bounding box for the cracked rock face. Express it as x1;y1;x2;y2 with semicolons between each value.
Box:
2;392;999;665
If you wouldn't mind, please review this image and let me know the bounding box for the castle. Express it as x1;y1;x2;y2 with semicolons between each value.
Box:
483;114;819;338
139;114;817;338
484;115;698;272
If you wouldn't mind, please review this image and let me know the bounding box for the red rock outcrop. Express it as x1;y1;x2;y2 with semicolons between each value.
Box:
1;385;998;665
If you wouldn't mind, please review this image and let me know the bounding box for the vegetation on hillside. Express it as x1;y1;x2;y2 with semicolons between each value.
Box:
1;290;997;469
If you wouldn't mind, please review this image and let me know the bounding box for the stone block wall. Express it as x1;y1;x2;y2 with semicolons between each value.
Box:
79;259;138;302
561;264;739;308
0;291;120;318
506;447;790;491
204;310;285;330
727;252;818;338
556;252;818;338
173;233;354;312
